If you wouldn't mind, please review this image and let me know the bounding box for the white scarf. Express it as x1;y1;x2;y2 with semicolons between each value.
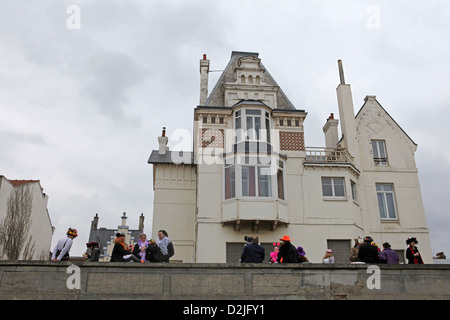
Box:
157;236;171;255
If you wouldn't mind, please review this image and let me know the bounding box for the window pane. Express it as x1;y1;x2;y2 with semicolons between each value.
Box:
334;178;345;197
266;118;270;143
242;166;256;196
378;141;386;158
255;117;261;140
258;167;272;197
322;178;333;197
246;116;253;140
372;141;379;158
277;169;284;200
377;193;387;219
386;193;396;218
246;109;261;115
225;166;235;199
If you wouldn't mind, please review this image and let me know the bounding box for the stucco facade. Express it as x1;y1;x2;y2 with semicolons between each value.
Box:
148;52;432;264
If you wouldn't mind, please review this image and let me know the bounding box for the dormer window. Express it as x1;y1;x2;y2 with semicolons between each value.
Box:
234;108;271;143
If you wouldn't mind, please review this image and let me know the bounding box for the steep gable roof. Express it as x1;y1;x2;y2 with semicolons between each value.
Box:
355;95;417;147
205;51;296;110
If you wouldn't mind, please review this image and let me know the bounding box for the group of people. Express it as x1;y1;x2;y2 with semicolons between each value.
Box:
349;236;424;264
53;227;424;265
241;235;309;264
240;234;425;265
52;228;175;263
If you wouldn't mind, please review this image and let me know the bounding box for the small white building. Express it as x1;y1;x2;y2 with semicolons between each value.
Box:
148;51;433;263
0;176;53;260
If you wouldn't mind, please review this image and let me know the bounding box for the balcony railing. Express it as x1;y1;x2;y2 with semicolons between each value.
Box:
305;147;353;163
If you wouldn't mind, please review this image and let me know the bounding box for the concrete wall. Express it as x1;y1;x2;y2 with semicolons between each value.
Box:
1;261;449;300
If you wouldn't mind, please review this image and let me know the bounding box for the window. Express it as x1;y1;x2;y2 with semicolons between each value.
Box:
224;164;235;199
322;177;346;198
351;180;357;202
376;183;397;219
223;156;283;199
372;140;388;165
277;160;285;200
234;109;270;143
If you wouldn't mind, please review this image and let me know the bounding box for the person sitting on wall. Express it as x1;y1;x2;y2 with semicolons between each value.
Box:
110;233;141;262
52;228;78;261
240;236;265;263
132;233;150;262
154;230;174;262
277;235;298;263
297;246;309;263
357;236;380;263
84;241;100;262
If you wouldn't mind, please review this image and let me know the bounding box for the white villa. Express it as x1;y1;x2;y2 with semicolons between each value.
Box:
148;51;432;264
0;176;53;260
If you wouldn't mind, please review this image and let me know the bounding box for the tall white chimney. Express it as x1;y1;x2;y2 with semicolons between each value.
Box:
336;60;360;167
199;54;210;105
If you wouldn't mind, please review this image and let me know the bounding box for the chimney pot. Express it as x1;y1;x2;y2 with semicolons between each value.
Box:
203;54;207;60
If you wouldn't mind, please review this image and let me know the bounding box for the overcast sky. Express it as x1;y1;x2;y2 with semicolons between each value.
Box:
1;0;449;258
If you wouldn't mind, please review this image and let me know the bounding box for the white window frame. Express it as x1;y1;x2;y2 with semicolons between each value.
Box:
234;108;270;143
376;183;398;220
372;140;388;166
223;155;284;200
321;177;346;199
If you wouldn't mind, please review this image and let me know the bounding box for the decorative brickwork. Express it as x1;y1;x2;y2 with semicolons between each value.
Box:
279;131;305;151
200;128;225;148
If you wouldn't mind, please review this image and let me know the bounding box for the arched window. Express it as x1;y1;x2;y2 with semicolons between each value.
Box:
241;75;245;83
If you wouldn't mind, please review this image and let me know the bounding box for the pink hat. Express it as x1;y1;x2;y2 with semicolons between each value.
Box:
326;249;333;253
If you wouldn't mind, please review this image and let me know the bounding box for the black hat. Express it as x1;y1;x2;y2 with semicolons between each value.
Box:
383;242;391;248
406;237;418;245
364;236;373;243
116;232;125;238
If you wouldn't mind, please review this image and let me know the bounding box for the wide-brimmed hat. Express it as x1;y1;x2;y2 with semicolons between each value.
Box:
406;237;418;245
297;246;306;256
279;235;293;242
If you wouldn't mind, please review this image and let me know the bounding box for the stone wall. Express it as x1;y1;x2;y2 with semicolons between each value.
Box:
0;261;449;300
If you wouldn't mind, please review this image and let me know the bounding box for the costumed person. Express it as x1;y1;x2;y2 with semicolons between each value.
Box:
52;228;77;261
84;241;100;262
270;242;280;263
322;249;335;263
155;230;174;262
297;246;309;263
349;237;363;262
277;235;298;263
132;233;150;262
379;242;399;264
358;236;380;263
406;237;424;264
110;232;141;262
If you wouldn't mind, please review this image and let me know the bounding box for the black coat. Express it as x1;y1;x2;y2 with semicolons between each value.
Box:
358;243;380;263
240;243;265;263
152;242;175;262
110;243;132;262
277;242;298;263
406;245;424;264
